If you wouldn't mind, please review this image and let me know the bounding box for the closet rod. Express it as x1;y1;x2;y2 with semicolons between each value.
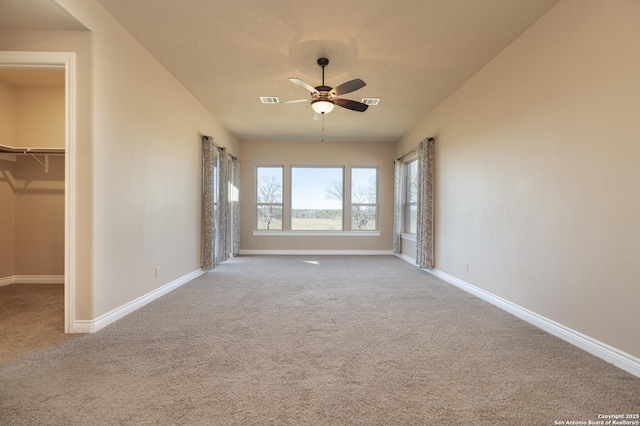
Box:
0;144;65;155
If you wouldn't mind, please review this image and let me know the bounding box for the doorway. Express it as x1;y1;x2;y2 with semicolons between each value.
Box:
0;51;77;333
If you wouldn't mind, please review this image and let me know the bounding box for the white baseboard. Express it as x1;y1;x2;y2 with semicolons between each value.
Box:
426;267;640;378
0;275;64;286
394;253;416;265
239;250;394;256
73;269;204;334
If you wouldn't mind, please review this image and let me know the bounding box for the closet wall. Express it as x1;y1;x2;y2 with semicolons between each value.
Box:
0;72;65;283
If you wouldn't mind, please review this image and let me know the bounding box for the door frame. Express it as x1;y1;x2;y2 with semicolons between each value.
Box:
0;51;77;333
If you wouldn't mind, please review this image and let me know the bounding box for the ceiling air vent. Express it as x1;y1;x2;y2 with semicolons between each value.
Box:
260;97;279;104
361;98;380;106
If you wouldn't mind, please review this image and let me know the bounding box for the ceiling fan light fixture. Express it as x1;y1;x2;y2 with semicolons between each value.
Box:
311;100;334;114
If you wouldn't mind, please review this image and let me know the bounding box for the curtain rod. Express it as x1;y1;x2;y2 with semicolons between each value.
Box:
395;137;434;162
201;135;238;161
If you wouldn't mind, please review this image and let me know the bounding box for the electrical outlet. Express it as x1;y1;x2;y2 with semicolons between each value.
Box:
465;263;469;272
155;266;160;278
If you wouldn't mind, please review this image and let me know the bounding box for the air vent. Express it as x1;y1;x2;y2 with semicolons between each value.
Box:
361;98;380;105
260;97;279;104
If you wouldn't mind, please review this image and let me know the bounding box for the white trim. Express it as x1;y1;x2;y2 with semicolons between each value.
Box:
252;230;381;237
400;232;417;242
427;267;640;378
0;275;65;285
73;269;204;333
0;51;77;334
394;252;416;265
239;250;394;256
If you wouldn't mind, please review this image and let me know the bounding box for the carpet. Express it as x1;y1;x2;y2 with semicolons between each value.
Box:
1;256;638;425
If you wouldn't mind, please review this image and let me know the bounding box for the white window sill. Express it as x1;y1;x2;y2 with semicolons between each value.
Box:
253;230;381;237
401;232;417;242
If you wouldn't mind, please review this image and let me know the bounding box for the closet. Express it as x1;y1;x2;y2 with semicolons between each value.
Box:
0;69;65;290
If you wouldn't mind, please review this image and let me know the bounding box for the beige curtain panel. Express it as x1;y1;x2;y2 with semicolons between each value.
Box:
202;136;216;270
392;160;403;254
416;137;435;269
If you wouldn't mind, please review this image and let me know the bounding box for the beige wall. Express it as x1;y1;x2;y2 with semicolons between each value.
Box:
0;80;17;146
398;0;640;357
2;0;239;322
240;140;395;252
15;85;65;148
0;28;93;319
0;159;16;279
54;0;239;319
0;80;65;279
13;155;65;275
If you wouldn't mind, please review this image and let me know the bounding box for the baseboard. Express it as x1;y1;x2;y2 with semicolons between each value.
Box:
73;269;204;333
426;267;640;378
239;250;394;256
394;253;416;265
0;275;64;286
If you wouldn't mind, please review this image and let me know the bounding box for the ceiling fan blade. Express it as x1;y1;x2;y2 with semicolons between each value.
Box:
289;78;318;94
280;99;310;104
332;79;366;96
313;111;323;120
333;98;369;112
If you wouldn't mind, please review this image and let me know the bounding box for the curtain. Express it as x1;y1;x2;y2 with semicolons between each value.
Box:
231;157;241;256
416;137;435;269
392;159;403;254
202;136;216;270
216;147;230;263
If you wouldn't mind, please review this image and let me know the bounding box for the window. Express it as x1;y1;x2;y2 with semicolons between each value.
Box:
351;167;378;231
256;166;283;230
291;167;343;231
404;159;418;234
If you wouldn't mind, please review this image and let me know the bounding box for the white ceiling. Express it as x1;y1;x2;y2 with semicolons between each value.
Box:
2;0;561;143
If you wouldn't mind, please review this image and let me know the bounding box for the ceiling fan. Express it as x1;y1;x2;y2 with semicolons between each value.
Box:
285;58;369;120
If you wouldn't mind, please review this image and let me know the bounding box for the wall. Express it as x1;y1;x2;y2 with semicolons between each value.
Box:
15;85;64;148
0;159;16;280
54;0;239;320
240;140;395;252
0;80;64;282
397;0;640;358
0;79;16;145
2;0;239;324
0;28;93;320
0;81;17;280
13;155;65;275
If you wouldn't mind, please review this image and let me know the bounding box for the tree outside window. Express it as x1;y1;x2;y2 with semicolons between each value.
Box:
350;168;378;231
292;167;343;231
256;166;283;230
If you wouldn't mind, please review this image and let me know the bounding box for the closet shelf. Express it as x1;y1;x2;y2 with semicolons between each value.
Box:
0;144;65;154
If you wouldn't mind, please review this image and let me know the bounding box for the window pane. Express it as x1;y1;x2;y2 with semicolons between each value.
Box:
407;160;418;203
257;167;283;203
257;205;282;230
351;206;377;230
351;168;377;204
291;167;343;230
405;204;417;234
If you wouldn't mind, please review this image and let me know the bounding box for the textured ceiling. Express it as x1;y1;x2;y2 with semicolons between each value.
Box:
3;0;561;143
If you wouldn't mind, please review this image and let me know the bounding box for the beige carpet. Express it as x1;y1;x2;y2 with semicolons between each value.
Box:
1;256;638;425
0;283;76;365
